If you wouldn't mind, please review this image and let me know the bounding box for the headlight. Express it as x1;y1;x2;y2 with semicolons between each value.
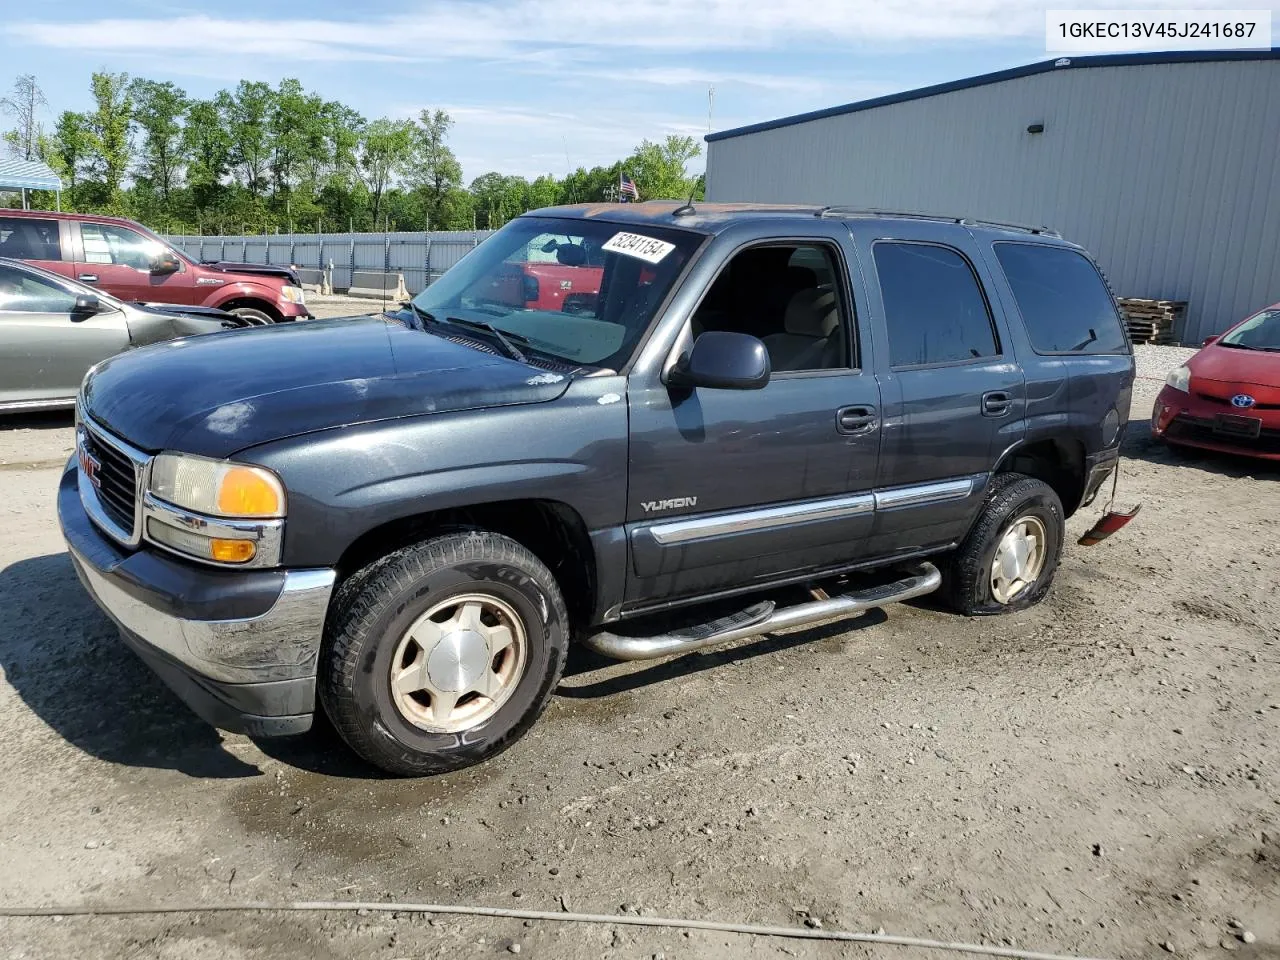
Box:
280;285;306;304
1165;365;1191;393
149;452;286;518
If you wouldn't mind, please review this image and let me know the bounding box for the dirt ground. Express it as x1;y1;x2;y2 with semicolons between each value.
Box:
0;347;1276;960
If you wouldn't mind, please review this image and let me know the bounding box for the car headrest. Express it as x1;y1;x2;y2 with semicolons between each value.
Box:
784;287;839;339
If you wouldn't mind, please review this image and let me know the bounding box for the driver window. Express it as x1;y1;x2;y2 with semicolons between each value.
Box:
80;223;162;270
690;243;853;372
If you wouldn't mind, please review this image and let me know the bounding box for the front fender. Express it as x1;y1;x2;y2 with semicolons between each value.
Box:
238;375;631;568
201;280;280;311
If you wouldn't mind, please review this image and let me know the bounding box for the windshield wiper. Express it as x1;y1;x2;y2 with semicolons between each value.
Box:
403;301;436;326
1219;341;1261;350
446;316;527;363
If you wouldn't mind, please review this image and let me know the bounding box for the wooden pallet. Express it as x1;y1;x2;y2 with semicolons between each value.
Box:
1118;298;1187;345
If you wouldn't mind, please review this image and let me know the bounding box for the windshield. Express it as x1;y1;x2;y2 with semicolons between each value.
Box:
1219;309;1280;350
411;216;702;368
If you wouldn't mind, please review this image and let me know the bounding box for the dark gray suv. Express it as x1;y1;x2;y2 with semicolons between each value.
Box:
58;203;1135;775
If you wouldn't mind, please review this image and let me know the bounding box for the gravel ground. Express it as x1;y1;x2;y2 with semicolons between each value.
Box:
306;294;403;320
0;344;1276;960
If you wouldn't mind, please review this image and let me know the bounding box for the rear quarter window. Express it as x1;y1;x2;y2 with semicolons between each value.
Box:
0;216;62;261
993;243;1128;354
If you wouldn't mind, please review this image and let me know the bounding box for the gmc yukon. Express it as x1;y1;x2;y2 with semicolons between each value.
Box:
58;203;1136;775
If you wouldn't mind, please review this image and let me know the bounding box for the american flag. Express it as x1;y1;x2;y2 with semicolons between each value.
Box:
619;174;639;201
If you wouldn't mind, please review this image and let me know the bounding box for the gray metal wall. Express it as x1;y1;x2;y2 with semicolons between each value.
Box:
165;230;496;295
706;60;1280;341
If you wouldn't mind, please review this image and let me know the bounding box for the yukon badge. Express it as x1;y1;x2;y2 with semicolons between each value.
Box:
641;496;697;513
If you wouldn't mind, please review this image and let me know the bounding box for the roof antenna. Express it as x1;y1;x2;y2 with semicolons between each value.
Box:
673;175;702;217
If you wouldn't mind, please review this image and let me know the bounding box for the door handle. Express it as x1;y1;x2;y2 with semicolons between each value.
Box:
78;274;99;283
982;391;1013;417
837;405;878;435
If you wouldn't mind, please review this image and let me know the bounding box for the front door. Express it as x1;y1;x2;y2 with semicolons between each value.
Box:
625;231;881;608
846;220;1025;553
0;263;130;406
74;221;196;304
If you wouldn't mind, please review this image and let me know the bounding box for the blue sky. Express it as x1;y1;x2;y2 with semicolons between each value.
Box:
4;0;1275;182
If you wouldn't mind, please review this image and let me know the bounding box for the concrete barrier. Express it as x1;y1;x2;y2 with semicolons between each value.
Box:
347;270;409;302
293;266;331;296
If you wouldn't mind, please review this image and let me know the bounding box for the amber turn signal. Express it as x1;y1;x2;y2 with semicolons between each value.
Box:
210;538;257;563
216;466;284;517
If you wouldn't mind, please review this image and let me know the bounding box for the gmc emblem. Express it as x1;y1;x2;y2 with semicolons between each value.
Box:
77;435;101;489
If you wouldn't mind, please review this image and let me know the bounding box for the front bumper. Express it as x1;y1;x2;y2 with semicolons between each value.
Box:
1153;387;1280;461
278;299;312;320
57;459;335;736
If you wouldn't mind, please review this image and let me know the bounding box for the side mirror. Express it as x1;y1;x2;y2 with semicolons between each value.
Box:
1202;334;1219;346
151;252;181;275
71;294;100;319
667;330;770;390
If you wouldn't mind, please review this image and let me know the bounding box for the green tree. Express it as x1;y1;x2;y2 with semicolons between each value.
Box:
1;73;49;162
309;102;363;192
50;110;90;195
224;81;273;197
358;118;413;227
268;78;333;199
558;163;624;205
82;71;134;210
130;79;188;204
183;99;232;226
623;135;702;201
406;109;462;228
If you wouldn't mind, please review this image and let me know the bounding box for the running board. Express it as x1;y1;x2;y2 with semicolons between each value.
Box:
583;562;942;662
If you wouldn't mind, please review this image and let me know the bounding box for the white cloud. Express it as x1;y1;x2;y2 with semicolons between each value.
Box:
11;0;1260;62
421;103;712;178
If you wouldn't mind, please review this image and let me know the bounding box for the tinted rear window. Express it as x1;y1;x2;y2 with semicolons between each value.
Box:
994;243;1128;354
0;216;62;261
874;241;999;367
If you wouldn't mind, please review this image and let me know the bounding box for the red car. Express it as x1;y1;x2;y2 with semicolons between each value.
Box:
0;210;310;323
1152;301;1280;460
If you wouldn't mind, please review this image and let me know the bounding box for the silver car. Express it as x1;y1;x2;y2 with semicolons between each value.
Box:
0;257;245;413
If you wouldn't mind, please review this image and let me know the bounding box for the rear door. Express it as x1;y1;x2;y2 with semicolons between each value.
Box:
0;215;69;275
983;241;1133;465
0;263;131;406
846;220;1025;554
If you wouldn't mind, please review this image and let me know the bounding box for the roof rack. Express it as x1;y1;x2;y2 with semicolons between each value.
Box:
815;207;1060;237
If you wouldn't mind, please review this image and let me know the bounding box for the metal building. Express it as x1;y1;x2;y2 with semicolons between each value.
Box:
705;50;1280;342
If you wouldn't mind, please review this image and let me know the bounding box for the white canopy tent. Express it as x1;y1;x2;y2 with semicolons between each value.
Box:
0;157;62;210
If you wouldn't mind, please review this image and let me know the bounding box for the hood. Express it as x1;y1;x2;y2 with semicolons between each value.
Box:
82;316;573;458
199;260;300;285
1190;344;1280;402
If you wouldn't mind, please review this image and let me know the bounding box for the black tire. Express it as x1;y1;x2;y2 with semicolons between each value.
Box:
228;306;275;325
319;532;570;776
943;473;1065;616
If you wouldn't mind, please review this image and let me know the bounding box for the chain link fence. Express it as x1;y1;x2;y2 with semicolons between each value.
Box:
163;230;496;295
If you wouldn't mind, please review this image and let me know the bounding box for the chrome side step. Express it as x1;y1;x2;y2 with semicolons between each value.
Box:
583;562;942;662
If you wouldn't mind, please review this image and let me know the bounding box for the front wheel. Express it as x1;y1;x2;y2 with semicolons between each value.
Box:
228;306;276;325
944;473;1065;616
319;532;569;776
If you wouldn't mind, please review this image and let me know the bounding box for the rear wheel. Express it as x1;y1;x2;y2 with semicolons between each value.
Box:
944;473;1064;616
319;532;569;776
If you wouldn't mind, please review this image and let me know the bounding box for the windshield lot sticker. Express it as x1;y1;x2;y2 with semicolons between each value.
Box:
602;232;676;264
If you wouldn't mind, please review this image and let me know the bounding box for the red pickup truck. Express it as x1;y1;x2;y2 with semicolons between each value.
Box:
0;210;310;323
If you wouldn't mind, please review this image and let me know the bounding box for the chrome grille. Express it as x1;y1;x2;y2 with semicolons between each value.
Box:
77;418;149;546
